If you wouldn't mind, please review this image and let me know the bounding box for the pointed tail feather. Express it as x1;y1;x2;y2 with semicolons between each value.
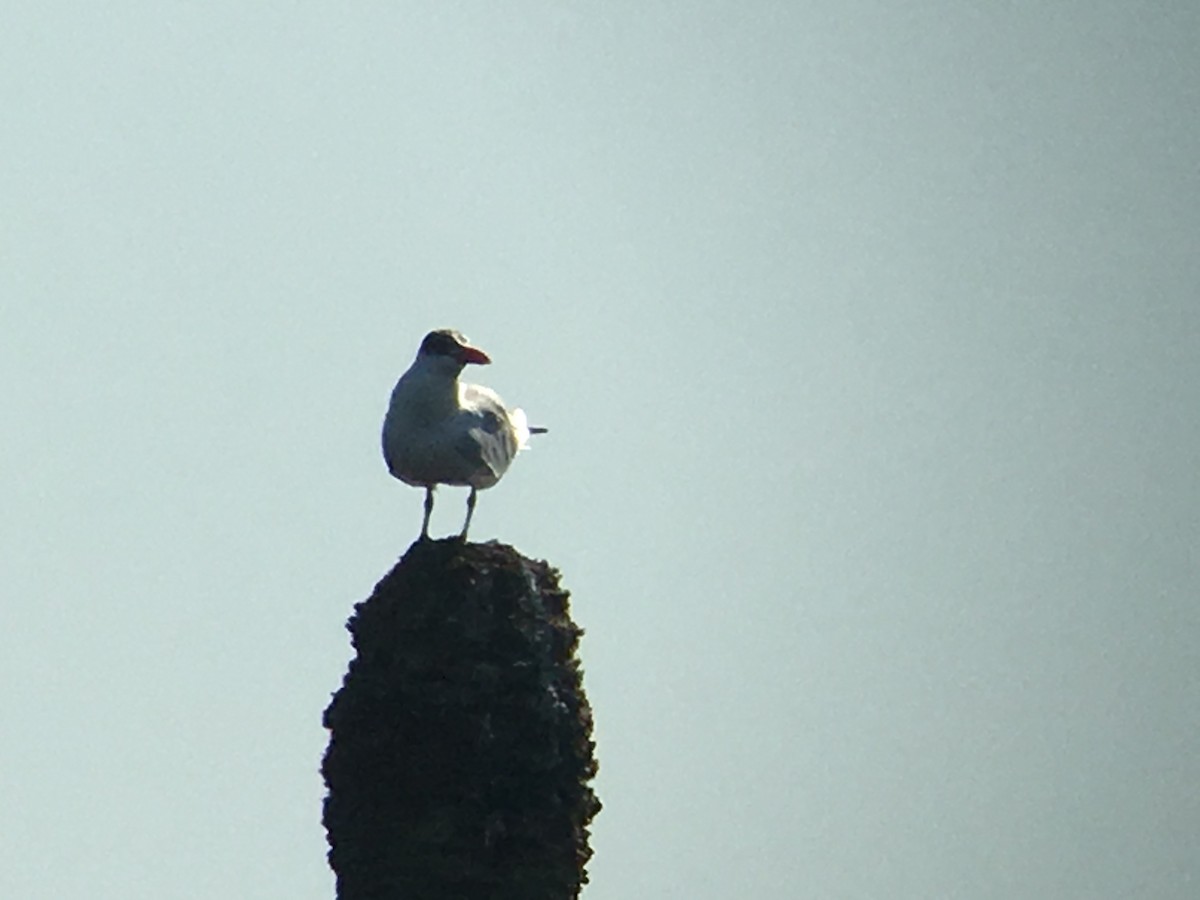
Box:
509;409;546;450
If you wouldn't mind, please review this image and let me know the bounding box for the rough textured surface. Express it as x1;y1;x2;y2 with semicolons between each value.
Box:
322;539;600;900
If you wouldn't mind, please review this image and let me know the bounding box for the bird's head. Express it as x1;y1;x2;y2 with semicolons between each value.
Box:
416;329;492;375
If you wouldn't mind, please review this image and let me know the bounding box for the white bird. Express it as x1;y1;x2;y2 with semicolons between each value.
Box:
382;329;545;541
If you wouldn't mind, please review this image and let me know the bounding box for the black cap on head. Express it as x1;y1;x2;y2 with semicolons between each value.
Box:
419;329;468;356
418;329;491;365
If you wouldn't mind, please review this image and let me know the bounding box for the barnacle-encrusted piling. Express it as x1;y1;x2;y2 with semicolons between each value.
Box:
322;539;600;899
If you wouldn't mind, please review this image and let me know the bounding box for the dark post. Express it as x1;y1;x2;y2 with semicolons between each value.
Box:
322;539;600;899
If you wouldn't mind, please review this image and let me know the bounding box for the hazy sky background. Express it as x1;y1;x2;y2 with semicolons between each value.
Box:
3;3;1198;897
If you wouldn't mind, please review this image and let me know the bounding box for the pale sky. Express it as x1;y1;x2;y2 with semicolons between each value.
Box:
3;3;1198;898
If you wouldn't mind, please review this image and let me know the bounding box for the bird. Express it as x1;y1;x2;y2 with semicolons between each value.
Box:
382;329;546;541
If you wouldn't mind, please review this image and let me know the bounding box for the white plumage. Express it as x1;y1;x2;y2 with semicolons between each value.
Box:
382;329;543;540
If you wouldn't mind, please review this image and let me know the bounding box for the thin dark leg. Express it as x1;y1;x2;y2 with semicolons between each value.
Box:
420;486;434;540
459;487;477;541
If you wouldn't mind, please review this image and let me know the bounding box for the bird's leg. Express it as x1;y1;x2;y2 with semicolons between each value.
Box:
420;486;434;540
459;487;477;541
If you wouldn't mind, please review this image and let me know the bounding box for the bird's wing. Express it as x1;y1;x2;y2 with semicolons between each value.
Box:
455;385;521;482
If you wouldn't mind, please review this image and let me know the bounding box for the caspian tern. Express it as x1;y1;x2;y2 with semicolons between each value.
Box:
382;329;546;541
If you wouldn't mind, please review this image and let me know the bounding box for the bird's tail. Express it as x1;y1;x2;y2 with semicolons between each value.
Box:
510;409;547;450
